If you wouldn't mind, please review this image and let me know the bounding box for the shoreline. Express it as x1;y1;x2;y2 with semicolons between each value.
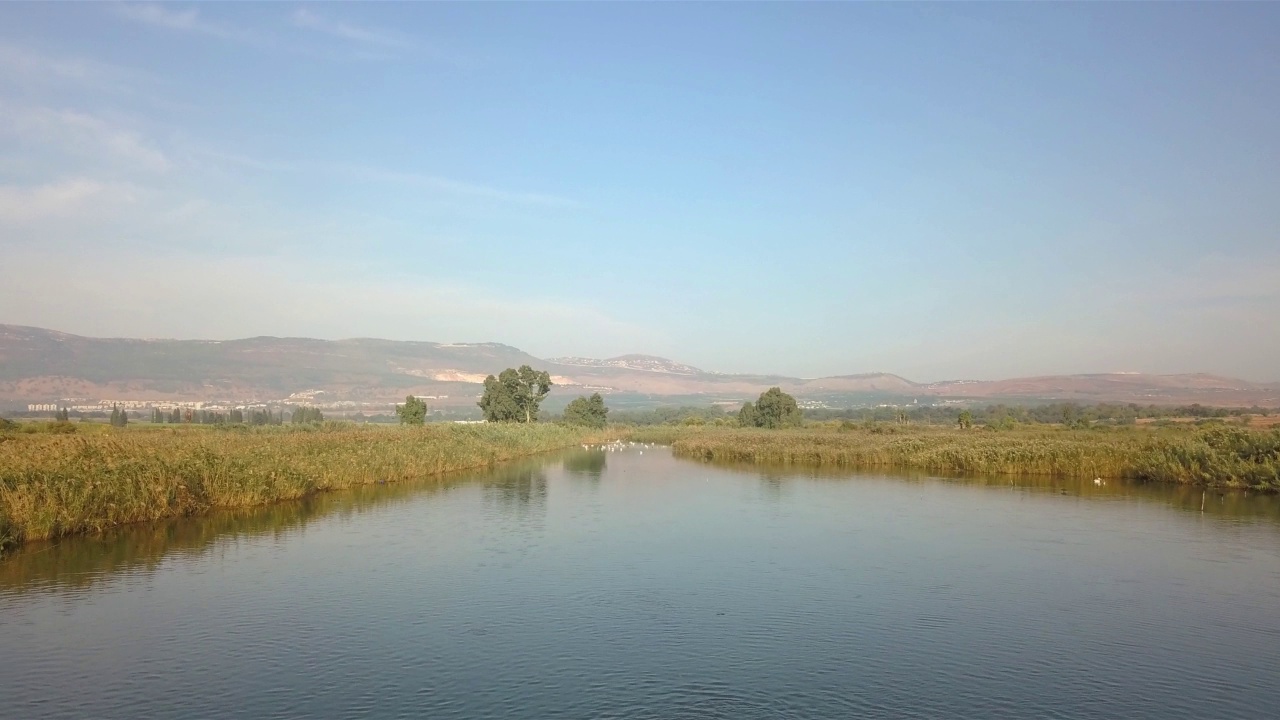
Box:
5;421;1277;556
644;425;1280;492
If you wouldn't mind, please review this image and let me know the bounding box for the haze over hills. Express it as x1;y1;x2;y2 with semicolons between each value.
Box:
1;325;1277;411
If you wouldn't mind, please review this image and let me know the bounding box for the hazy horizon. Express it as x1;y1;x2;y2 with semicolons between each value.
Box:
3;4;1278;382
4;321;1277;386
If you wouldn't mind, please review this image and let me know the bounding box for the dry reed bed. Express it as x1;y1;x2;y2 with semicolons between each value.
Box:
669;426;1280;490
0;423;608;552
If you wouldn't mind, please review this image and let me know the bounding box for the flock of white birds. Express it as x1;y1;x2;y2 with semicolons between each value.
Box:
581;441;656;454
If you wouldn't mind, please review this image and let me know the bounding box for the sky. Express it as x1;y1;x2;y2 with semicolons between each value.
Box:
1;3;1278;382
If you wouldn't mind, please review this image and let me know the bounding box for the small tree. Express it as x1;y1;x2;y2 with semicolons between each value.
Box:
958;410;973;430
753;387;803;428
738;401;759;428
397;395;427;425
564;393;608;428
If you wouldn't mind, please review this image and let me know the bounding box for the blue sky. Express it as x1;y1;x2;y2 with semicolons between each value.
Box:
1;3;1277;381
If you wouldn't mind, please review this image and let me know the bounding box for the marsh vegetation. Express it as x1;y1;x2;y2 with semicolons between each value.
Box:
0;423;610;554
659;424;1280;491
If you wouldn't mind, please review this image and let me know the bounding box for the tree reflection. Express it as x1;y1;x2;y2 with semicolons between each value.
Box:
0;476;465;593
563;450;607;479
692;457;1280;523
483;461;548;518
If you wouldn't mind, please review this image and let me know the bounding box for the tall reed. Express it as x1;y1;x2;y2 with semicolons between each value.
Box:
0;423;611;552
669;425;1280;490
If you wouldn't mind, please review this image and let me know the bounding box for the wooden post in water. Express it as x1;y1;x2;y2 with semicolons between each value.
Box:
1201;490;1206;513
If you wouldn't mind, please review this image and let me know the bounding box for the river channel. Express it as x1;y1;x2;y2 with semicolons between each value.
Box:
3;446;1279;719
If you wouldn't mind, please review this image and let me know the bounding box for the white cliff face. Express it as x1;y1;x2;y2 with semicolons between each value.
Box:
548;355;704;376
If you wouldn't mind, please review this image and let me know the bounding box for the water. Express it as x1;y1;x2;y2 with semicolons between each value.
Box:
3;446;1280;719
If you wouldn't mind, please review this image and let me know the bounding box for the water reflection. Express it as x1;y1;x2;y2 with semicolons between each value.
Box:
701;457;1280;524
562;449;607;479
1;463;501;594
4;447;1280;720
5;448;1280;597
482;460;549;518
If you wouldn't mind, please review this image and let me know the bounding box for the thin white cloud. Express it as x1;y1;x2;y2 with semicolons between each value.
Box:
113;3;262;44
350;166;579;208
291;8;409;49
0;42;142;91
179;149;578;208
0;105;170;172
0;179;139;224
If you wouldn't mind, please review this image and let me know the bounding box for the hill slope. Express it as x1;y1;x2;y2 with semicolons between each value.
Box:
1;325;1276;409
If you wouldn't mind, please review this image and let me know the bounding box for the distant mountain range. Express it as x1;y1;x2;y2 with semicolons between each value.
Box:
1;324;1277;410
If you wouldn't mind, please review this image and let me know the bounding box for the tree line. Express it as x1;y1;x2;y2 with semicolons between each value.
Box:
803;401;1274;427
609;396;1276;428
148;406;324;425
395;365;610;428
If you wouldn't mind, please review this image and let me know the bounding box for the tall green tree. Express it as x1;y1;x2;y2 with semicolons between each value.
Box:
397;396;428;425
958;410;973;429
741;387;802;428
564;393;609;428
292;406;324;424
479;365;553;423
479;371;521;422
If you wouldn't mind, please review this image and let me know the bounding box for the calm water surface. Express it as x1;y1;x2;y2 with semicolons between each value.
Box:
3;447;1280;719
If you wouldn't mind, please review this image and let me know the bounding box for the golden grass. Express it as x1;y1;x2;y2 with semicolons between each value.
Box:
665;425;1280;491
0;423;611;553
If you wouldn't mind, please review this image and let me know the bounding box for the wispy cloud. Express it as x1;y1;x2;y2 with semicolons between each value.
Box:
0;42;143;91
0;105;170;172
113;3;263;45
111;3;464;63
349;166;579;208
0;179;140;224
181;149;578;208
291;8;409;49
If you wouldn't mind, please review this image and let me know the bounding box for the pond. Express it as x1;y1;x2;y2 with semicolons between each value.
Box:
3;446;1279;719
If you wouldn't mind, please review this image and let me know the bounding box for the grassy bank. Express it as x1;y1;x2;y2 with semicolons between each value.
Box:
665;425;1280;491
0;423;610;554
